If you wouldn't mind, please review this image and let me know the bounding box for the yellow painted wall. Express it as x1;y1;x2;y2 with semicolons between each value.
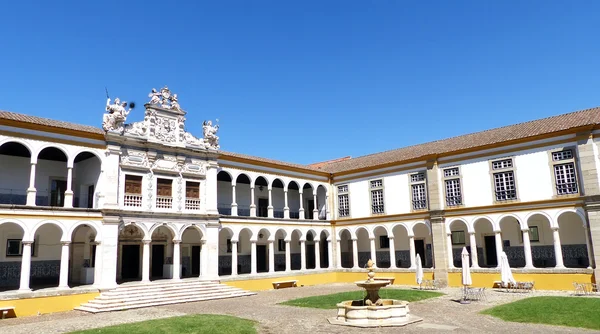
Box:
447;272;594;291
0;292;99;318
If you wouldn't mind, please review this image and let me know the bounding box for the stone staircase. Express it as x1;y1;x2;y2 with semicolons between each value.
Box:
75;279;256;313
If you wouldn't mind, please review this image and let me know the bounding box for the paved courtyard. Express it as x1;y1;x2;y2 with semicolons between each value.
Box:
0;284;596;333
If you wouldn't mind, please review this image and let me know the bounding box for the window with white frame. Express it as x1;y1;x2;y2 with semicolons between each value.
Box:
410;172;427;210
443;167;462;206
551;149;578;195
370;179;385;214
491;158;517;201
337;185;350;217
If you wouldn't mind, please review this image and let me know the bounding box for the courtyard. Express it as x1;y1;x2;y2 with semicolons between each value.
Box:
0;283;598;333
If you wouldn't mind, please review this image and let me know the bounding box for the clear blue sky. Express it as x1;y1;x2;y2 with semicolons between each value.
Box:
1;1;599;164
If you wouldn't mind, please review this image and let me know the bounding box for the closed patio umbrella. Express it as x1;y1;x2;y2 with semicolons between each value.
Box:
415;253;424;289
461;247;472;303
500;251;516;289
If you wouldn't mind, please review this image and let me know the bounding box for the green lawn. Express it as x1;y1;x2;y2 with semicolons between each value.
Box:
70;314;257;334
482;296;600;330
279;288;444;309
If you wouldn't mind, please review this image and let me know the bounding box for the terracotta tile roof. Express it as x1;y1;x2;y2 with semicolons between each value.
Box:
219;151;328;173
319;107;600;174
0;110;104;135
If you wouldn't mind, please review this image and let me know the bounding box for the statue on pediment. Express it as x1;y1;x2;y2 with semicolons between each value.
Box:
147;86;183;112
103;97;132;132
202;120;220;149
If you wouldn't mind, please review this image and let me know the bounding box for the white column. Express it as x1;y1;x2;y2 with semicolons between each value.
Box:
63;166;74;208
300;240;306;270
446;233;455;269
285;240;291;272
327;240;333;268
250;187;256;217
552;227;565;268
58;241;71;289
469;232;479;268
314;240;321;269
369;238;376;266
389;237;396;268
283;190;290;219
231;241;238;275
267;187;274;218
409;236;416;269
268;240;275;273
494;231;503;268
231;184;238;216
250;241;257;274
584;226;593;269
172;240;181;280
522;229;534;268
325;193;331;220
19;241;33;291
92;241;102;287
142;240;151;282
199;240;207;278
299;191;305;219
26;161;37;206
312;191;318;219
352;239;359;268
336;240;343;269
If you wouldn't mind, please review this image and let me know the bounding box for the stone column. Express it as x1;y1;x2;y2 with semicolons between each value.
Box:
250;186;256;217
314;240;321;269
586;210;600;284
300;240;306;270
283;189;290;219
92;241;102;286
312;191;319;219
231;241;238;276
285;240;291;272
172;240;181;280
267;187;274;218
522;229;534;268
336;240;343;269
327;240;333;268
325;193;331;220
199;240;207;278
142;240;151;283
469;232;479;268
231;184;238;216
446;233;455;269
58;241;71;289
299;191;305;219
250;241;257;274
494;231;503;268
19;241;33;291
352;239;359;268
552;227;565;268
389;237;396;268
584;225;593;269
409;236;416;269
26;161;37;206
64;166;74;208
430;217;450;287
268;240;275;273
369;238;376;265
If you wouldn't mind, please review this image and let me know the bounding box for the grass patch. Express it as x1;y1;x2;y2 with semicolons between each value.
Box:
481;296;600;330
279;288;443;309
70;314;257;334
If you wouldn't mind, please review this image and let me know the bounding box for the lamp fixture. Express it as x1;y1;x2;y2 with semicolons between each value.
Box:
258;185;264;192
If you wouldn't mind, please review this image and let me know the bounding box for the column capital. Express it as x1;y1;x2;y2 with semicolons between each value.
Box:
551;226;560;231
230;239;238;244
172;240;182;244
408;235;415;239
61;241;71;246
250;240;257;244
142;239;151;245
493;230;502;234
469;231;476;235
201;239;207;245
521;228;530;232
387;236;394;240
369;237;375;241
22;240;34;246
91;241;101;246
30;161;37;165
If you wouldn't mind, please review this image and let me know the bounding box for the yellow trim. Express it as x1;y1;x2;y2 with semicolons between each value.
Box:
0;292;99;318
447;272;593;291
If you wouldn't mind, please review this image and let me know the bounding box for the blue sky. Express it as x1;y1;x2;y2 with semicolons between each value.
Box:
1;1;599;164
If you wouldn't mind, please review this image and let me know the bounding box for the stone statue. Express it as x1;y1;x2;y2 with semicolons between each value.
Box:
148;88;162;105
184;131;204;147
103;97;132;132
147;86;183;111
170;94;181;112
202;120;220;149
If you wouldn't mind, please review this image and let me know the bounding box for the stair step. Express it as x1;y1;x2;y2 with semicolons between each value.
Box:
110;281;220;293
93;288;247;304
76;292;255;313
84;290;252;308
101;284;227;297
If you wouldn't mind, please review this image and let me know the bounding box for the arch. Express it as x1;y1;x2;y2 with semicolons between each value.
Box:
555;208;587;227
355;226;372;239
255;227;272;242
238;227;253;242
390;222;410;236
301;181;316;193
337;227;355;240
525;211;554;228
472;215;496;231
271;178;285;189
253;175;269;188
235;173;251;184
319;228;331;241
30;220;66;241
119;221;149;240
220;226;235;240
287;180;300;191
70;149;103;166
498;213;526;230
67;221;101;242
372;225;390;236
290;228;303;241
36;144;70;163
274;228;288;241
178;223;206;240
304;229;317;242
411;221;431;236
0;139;33;157
148;222;178;240
446;218;471;233
0;219;29;240
317;184;328;195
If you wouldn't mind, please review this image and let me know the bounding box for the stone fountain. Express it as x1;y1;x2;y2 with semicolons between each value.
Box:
328;259;423;327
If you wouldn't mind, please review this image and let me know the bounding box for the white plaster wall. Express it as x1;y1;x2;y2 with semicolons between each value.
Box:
515;151;553;202
0;155;30;194
74;157;101;208
348;181;369;218
392;226;410;251
383;174;411;215
356;229;370;251
0;223;25;261
558;214;587;244
460;160;494;207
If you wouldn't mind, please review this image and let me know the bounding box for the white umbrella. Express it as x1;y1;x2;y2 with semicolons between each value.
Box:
415;253;424;288
500;251;516;288
460;247;472;303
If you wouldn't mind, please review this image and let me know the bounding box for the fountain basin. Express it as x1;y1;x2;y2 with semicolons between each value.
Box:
328;299;423;327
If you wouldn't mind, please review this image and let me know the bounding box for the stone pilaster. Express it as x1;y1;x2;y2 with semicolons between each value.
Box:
430;215;449;287
425;159;442;210
577;134;600;196
585;207;600;284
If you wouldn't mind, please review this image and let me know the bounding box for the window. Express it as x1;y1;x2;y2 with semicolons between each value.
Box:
6;239;35;257
491;158;517;201
529;226;540;242
226;239;232;253
379;235;390;249
338;185;350;217
370;179;385;214
451;231;465;245
410;172;427;210
278;239;286;251
551;149;578;195
443;167;462;207
125;175;143;194
186;181;200;198
157;178;173;197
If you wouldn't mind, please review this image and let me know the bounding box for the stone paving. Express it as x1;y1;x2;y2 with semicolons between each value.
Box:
0;283;598;333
